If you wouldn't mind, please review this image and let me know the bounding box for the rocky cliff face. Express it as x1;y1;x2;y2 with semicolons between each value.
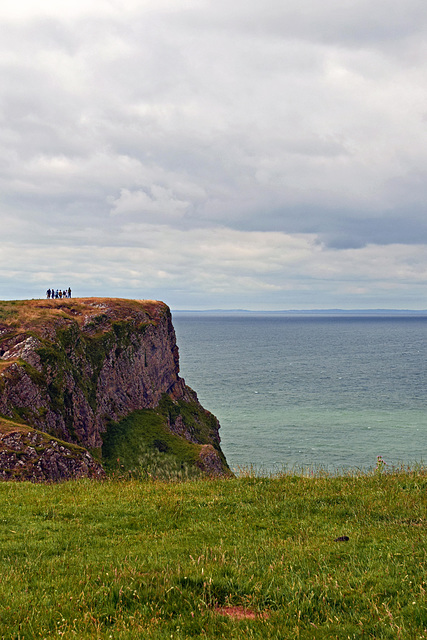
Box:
0;298;230;480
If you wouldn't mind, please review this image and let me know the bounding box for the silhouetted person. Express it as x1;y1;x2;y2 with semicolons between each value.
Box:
68;287;72;298
46;289;51;299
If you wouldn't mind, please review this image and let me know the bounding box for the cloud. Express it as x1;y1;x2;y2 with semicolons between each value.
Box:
2;224;426;309
175;0;427;51
0;1;427;306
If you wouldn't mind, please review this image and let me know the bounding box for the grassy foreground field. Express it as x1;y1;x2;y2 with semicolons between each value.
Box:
0;470;426;639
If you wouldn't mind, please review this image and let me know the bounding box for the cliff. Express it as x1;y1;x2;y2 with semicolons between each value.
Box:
0;298;231;480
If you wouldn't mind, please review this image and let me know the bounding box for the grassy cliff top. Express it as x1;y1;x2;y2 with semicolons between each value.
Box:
0;415;38;435
0;297;169;335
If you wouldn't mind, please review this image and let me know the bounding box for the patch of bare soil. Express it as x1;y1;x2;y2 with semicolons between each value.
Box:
214;606;269;620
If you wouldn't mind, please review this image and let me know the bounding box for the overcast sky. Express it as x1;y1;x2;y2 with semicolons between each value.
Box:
1;0;427;309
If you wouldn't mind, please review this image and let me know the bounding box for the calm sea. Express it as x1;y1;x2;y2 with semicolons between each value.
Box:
172;313;427;474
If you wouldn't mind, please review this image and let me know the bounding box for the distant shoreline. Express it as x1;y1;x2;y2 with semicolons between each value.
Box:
172;308;427;315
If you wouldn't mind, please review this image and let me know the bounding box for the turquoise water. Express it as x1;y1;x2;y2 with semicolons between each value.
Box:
173;314;427;473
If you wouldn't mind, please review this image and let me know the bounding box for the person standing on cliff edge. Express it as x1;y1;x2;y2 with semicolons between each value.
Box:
68;287;72;298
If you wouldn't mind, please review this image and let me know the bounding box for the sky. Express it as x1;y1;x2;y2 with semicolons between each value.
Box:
1;0;427;309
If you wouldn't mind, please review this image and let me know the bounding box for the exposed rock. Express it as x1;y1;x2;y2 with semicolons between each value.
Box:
196;444;227;477
0;424;104;482
0;298;231;480
168;414;199;443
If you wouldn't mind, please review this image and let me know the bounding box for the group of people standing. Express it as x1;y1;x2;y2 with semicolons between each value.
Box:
46;288;72;299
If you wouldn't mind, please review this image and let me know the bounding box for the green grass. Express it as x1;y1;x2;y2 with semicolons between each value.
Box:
102;397;231;479
0;469;426;639
101;409;206;480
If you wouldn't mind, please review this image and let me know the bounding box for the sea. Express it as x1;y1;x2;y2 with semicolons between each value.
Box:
172;312;427;475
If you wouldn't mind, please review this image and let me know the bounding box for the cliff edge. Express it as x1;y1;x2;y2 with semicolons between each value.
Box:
0;298;231;480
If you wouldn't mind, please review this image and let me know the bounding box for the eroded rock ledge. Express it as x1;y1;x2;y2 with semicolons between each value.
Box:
0;420;105;482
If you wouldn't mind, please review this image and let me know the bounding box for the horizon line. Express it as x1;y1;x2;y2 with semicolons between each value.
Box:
171;308;427;314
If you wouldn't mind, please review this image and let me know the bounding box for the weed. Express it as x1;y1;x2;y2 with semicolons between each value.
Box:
376;455;387;474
